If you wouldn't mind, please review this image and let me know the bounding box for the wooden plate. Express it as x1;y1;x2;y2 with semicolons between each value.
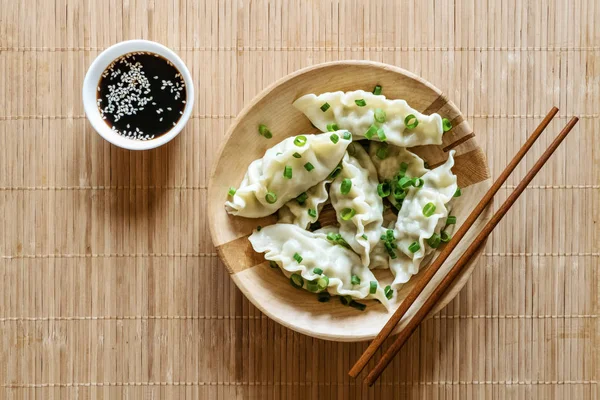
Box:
208;61;492;342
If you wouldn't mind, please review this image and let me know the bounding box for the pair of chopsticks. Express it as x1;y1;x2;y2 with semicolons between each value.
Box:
349;107;579;386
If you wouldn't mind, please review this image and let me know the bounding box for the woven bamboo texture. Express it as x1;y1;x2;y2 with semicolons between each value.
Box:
0;0;598;399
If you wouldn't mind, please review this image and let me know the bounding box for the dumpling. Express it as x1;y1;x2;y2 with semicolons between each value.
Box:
277;178;331;229
249;224;390;307
330;143;384;266
388;150;458;287
293;90;443;147
225;131;352;218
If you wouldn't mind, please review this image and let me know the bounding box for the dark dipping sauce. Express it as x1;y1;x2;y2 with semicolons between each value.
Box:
96;51;187;141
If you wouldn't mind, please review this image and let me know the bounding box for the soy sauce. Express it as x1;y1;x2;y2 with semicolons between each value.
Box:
96;52;187;141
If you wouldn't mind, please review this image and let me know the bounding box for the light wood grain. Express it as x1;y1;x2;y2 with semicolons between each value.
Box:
0;0;598;398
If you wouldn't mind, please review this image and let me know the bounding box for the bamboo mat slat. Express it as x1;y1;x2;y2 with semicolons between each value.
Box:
0;1;598;399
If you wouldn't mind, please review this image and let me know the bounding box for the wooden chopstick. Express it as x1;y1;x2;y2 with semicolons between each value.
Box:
363;116;579;386
348;106;559;379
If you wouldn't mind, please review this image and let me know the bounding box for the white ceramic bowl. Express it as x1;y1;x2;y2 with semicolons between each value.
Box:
82;40;194;150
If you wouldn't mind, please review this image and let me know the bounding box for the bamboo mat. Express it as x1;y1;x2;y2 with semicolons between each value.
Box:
0;0;598;399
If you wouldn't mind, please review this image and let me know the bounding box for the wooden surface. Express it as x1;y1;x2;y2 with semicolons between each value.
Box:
0;0;598;399
208;60;493;341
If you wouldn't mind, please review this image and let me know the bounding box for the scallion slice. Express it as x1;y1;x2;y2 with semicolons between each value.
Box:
364;124;378;139
374;108;386;123
283;165;292;179
377;182;391;197
376;143;389;160
372;85;382;95
398;162;409;177
404;114;419;129
296;192;308;204
412;177;424;188
327;123;339;132
317;291;331;302
398;176;412;189
228;187;236;196
342;131;352;140
293;253;303;263
330;133;340;144
306;280;319;292
427;233;441;249
294;135;307;146
292;152;302;158
340;178;352;195
269;260;278;268
349;301;367;311
340;295;353;306
313;267;323;275
446;216;457;225
384;285;394;300
308;208;317;218
408;241;420;253
257;226;262;231
442;118;452;132
441;231;452;243
392;182;407;200
422;202;436;217
304;162;315;171
320;102;330;112
340;208;356;221
376;127;387;141
351;275;361;285
258;124;273;138
317;275;329;290
326;232;337;242
386;229;394;242
355;99;366;107
384;242;397;259
328;163;343;179
361;234;368;240
265;191;277;204
290;274;304;289
369;281;377;294
454;187;462;197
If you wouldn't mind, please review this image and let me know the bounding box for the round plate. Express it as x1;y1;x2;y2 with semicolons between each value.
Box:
208;60;492;342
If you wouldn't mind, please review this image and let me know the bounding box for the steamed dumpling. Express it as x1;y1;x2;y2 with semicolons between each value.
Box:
249;224;389;307
294;90;443;147
277;178;331;228
225;131;351;218
388;151;458;287
330;143;384;266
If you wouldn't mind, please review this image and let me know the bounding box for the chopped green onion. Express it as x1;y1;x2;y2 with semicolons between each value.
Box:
427;233;441;249
423;202;436;217
328;163;343;179
320;102;330;112
386;230;395;241
317;291;331;302
361;234;368;240
355;99;366;107
306;280;319;292
374;108;386;123
309;221;321;231
441;231;452;243
258;124;272;138
398;162;409;177
327;123;339;132
404;114;419;129
340;295;353;306
442;118;452;132
412;177;424;188
377;182;391;197
317;275;329;290
342;131;352;140
364;124;378;139
376;143;389;159
276;152;282;156
283;165;292;179
293;253;303;263
265;191;277;204
326;232;337;241
313;267;323;275
350;301;367;311
340;208;356;221
392;182;408;200
290;274;304;289
369;281;377;294
408;241;420;253
228;187;236;196
304;162;315;171
340;178;352;195
454;187;462;197
446;216;457;225
296;192;308;204
372;85;382;95
257;226;262;232
384;285;394;300
384;242;397;259
308;208;317;218
292;152;302;159
351;275;361;285
330;133;340;144
376;127;387;141
269;260;278;268
294;135;307;147
398;176;413;189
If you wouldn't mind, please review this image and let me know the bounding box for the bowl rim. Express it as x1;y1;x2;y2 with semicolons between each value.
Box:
208;60;487;341
82;39;195;150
